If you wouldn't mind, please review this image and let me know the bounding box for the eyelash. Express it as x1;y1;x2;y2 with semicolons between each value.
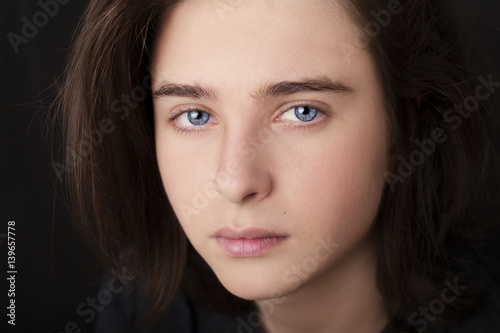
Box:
276;102;329;130
167;102;328;134
167;106;213;135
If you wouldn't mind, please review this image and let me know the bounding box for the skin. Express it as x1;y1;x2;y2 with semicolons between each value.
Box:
152;0;390;332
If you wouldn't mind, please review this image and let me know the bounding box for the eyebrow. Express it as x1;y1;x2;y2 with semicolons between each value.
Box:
253;76;353;100
153;82;218;102
153;76;353;102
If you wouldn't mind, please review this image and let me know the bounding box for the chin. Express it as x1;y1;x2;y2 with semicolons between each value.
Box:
210;260;300;301
222;280;293;301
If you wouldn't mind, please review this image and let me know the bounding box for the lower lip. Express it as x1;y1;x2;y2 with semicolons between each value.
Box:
216;237;288;257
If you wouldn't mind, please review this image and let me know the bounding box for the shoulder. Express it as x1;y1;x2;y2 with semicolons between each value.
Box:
381;242;500;333
94;274;259;333
444;243;500;333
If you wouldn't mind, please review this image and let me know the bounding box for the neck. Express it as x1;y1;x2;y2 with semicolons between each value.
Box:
256;235;388;333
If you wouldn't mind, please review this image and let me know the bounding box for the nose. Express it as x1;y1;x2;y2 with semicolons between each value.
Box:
213;129;272;204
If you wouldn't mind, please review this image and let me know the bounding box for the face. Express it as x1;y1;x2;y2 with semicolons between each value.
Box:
152;0;389;300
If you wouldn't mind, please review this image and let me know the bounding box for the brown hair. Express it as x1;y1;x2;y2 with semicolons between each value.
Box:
52;0;498;331
339;0;498;329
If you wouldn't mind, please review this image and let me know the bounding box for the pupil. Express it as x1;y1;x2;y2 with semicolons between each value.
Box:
295;106;317;122
188;110;209;126
298;107;309;115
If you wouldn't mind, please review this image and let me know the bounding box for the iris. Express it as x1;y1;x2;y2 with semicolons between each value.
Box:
187;110;210;126
294;106;318;122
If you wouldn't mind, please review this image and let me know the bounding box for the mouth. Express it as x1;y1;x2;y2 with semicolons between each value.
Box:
213;227;289;257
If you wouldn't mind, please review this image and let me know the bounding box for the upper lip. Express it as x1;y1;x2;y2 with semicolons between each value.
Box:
212;227;287;239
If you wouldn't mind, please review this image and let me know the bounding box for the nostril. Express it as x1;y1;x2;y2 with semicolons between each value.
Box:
242;192;259;202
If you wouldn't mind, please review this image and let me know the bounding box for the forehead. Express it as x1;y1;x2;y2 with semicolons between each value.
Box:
152;0;372;91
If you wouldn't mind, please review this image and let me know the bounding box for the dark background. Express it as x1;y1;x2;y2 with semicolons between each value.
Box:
0;0;499;332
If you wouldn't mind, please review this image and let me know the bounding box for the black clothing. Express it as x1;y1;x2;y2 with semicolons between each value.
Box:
96;246;500;333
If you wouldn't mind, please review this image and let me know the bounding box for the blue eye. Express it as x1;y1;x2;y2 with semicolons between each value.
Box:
178;110;211;126
282;106;319;122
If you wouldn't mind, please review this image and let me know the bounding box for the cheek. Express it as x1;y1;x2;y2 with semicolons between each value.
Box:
285;112;389;243
156;139;207;219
